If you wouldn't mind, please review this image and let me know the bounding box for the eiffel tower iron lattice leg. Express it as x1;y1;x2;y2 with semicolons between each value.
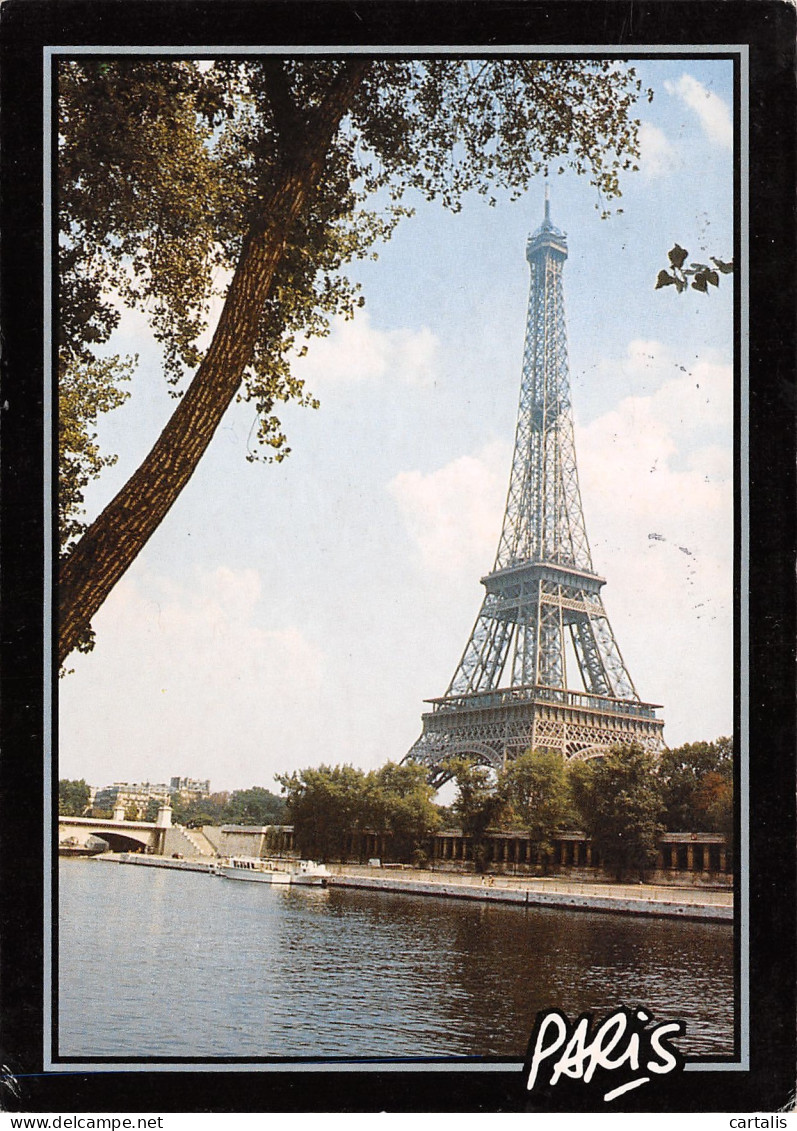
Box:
404;190;664;787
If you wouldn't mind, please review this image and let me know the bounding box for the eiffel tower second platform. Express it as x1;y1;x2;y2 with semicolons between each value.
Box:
404;193;664;786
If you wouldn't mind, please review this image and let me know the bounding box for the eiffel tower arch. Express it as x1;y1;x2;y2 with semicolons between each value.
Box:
405;190;664;786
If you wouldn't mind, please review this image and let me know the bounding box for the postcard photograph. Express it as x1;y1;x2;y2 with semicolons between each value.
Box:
53;46;736;1067
1;0;795;1116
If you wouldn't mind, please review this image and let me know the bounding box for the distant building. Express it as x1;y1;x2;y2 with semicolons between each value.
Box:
93;781;171;818
169;776;210;800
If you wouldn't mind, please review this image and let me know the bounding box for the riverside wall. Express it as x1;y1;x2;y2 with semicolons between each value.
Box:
324;867;733;921
88;854;733;921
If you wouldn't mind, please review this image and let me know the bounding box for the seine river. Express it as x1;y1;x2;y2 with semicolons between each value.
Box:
58;859;735;1061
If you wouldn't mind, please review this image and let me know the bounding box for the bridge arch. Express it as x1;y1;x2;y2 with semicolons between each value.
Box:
92;831;150;853
58;817;157;854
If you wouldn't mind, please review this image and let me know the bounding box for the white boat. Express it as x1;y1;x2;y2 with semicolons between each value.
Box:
215;856;328;886
215;857;291;884
289;859;330;886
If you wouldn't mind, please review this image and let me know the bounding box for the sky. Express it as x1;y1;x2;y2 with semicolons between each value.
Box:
57;56;736;794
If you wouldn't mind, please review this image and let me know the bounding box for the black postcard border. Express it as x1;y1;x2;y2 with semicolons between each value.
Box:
1;0;795;1114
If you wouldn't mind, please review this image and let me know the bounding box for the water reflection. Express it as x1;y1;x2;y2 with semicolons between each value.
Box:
58;861;734;1059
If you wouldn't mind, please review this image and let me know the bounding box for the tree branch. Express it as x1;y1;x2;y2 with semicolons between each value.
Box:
261;57;301;162
58;59;370;666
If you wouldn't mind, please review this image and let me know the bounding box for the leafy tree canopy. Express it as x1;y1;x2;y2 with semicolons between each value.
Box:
166;790;232;827
277;760;442;861
369;760;442;859
277;763;371;861
659;737;733;836
58;57;647;663
569;743;664;881
59;354;132;555
143;797;161;823
58;778;91;816
444;756;502;849
496;749;573;862
224;785;287;826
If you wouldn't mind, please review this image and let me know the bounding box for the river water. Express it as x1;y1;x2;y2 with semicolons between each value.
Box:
58;859;735;1061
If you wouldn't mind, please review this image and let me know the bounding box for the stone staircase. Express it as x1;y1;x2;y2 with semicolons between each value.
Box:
171;824;216;858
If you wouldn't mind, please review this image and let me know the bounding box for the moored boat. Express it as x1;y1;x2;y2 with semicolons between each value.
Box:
214;856;328;886
289;859;329;886
59;834;110;858
215;857;291;883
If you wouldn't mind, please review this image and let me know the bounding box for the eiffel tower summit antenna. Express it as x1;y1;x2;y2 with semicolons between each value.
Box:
404;190;664;786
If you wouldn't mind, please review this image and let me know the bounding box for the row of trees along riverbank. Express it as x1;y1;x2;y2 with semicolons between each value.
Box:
278;738;732;880
59;738;731;880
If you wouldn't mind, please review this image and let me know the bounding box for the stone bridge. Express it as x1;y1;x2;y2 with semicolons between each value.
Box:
58;815;165;854
59;815;296;859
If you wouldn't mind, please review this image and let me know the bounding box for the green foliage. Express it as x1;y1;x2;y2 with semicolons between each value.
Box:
59;59;226;564
692;771;734;850
277;763;370;860
496;749;573;865
277;760;441;862
60;59;645;414
444;757;501;866
143;798;161;822
158;790;228;827
655;244;733;294
58;778;91;816
569;743;664;880
187;792;233;828
369;761;442;860
59;60;232;388
566;757;597;831
58;58;648;658
348;59;645;213
224;786;287;826
141;787;284;828
659;737;733;842
59;354;133;557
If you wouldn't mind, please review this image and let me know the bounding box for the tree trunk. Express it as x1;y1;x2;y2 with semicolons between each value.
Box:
58;61;368;666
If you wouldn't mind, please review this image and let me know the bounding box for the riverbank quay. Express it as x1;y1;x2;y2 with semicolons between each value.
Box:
80;854;732;920
92;852;217;874
325;865;733;921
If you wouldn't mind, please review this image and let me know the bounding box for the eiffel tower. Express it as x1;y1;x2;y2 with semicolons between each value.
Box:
405;190;664;785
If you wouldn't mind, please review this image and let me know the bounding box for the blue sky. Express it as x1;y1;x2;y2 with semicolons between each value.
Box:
58;56;735;793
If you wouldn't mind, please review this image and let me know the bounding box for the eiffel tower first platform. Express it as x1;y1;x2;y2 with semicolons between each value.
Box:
405;191;664;786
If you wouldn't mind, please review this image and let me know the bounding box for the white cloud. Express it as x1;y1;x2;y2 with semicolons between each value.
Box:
665;74;733;149
579;341;733;570
59;565;326;791
576;340;733;743
591;338;733;454
388;441;508;578
638;122;679;178
292;310;440;387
